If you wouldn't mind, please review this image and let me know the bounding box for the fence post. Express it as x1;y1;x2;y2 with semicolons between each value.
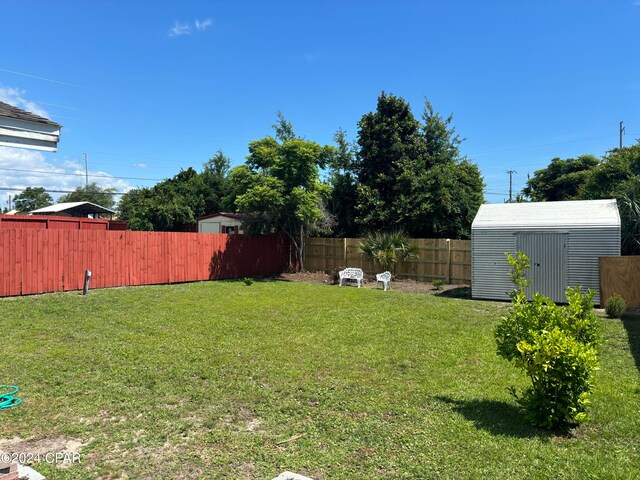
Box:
343;238;347;267
446;239;451;284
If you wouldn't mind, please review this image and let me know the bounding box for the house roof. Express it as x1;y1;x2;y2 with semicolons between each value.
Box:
31;201;115;216
196;212;243;221
0;101;62;152
0;101;61;127
472;199;620;229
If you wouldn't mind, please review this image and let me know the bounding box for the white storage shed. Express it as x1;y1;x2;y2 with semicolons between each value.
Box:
471;199;620;305
197;212;244;234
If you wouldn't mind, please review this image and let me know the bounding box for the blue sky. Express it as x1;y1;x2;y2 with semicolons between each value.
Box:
1;0;640;209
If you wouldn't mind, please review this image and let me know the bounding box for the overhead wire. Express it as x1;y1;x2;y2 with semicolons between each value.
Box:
0;186;128;195
0;167;163;182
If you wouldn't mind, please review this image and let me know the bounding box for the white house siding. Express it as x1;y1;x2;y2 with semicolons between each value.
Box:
198;216;243;234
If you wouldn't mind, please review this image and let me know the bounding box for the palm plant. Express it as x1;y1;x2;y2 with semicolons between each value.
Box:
619;179;640;255
358;230;420;276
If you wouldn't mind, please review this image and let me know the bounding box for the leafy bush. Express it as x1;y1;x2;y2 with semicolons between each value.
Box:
513;327;599;429
433;280;445;290
495;252;601;430
605;294;627;318
243;277;254;286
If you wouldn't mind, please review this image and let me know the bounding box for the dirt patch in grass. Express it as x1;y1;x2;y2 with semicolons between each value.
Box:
0;436;85;456
278;271;470;297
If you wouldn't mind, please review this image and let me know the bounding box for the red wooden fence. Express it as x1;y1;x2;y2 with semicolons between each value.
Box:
0;214;127;230
0;230;292;297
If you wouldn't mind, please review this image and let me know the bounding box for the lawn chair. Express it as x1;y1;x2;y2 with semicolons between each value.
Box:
376;271;392;291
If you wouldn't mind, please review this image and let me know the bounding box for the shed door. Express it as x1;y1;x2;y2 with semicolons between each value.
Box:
516;232;568;303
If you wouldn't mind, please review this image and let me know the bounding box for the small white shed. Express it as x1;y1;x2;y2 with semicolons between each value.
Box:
471;199;620;305
197;212;244;234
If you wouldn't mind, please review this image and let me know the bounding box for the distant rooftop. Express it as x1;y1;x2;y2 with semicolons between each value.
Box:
0;101;61;127
31;201;115;218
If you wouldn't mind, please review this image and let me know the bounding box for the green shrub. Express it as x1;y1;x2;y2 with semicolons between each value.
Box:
513;327;599;429
605;294;627;318
243;277;254;286
495;252;601;430
433;280;445;290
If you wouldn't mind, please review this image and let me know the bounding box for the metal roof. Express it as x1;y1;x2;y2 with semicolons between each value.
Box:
472;199;620;229
30;201;115;216
197;212;243;221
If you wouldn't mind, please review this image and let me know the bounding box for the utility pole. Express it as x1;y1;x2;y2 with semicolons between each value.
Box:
83;153;89;187
619;121;625;149
507;170;517;203
7;195;12;211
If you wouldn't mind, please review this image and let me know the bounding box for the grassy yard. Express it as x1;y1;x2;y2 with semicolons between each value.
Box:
1;280;639;479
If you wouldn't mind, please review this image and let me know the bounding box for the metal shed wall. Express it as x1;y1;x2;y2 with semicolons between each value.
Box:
471;200;621;305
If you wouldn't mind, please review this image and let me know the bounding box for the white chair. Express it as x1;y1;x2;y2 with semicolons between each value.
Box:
376;271;392;291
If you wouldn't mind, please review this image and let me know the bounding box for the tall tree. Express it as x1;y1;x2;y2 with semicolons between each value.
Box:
327;128;359;237
521;142;640;254
356;92;422;232
59;183;116;209
201;150;231;213
522;155;600;201
13;187;53;213
234;114;334;270
355;92;484;238
118;153;231;231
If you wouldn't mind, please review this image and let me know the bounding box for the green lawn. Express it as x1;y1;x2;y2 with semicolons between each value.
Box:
1;280;639;479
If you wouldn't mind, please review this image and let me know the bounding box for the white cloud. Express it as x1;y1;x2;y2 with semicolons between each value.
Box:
0;86;49;118
0;146;132;209
169;21;191;37
169;18;214;37
133;163;147;168
195;18;213;31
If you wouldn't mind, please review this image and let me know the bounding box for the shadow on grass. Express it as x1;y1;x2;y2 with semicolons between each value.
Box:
435;287;471;299
622;311;640;375
435;396;549;439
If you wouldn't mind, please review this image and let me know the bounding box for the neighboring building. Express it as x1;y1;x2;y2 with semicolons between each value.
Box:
197;212;244;234
30;201;115;219
0;101;62;152
471;199;621;305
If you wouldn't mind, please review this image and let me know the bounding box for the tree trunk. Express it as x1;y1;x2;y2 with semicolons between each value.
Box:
299;225;305;271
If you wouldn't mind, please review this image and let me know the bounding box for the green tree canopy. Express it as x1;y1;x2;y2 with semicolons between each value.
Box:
521;142;640;254
522;155;600;202
326;128;359;237
118;153;231;231
355;92;484;238
59;183;116;210
234;114;335;270
13;187;53;213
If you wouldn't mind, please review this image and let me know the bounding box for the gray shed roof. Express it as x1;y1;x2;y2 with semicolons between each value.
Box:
472;199;620;229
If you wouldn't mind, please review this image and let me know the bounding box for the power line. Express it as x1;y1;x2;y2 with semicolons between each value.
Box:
0;167;162;182
0;67;88;89
0;186;127;196
465;134;618;157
